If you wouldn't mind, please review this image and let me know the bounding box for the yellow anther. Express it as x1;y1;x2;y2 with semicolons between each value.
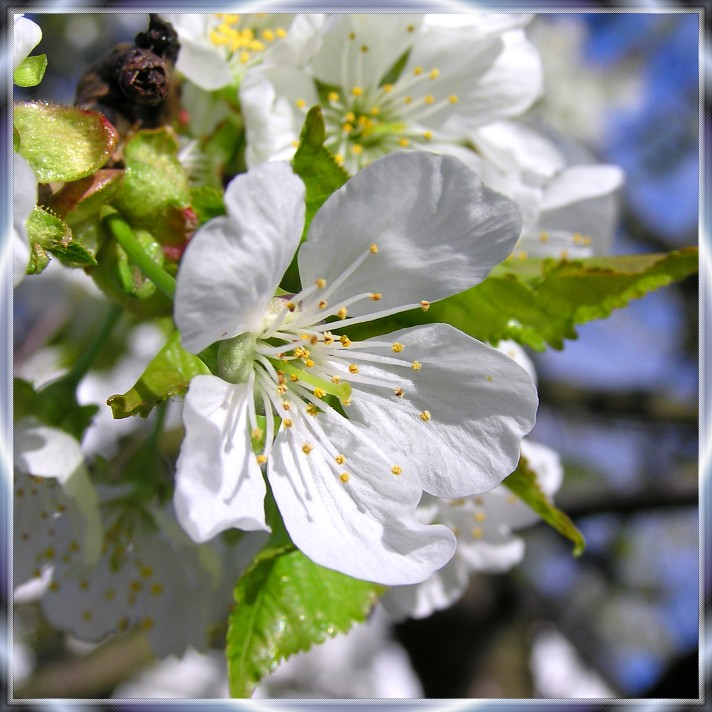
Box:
262;29;275;41
277;383;288;395
328;91;340;103
539;231;549;242
314;388;327;399
250;40;265;52
44;547;55;559
283;418;293;428
103;588;115;599
369;106;380;116
295;98;306;109
351;144;363;155
340;335;351;347
240;51;251;64
348;364;360;374
150;583;164;595
338;307;348;319
394;386;404;397
130;580;143;592
252;427;264;440
398;137;410;147
335;454;346;465
420;300;430;311
360;44;369;52
323;333;335;345
342;123;354;134
560;249;569;259
291;140;300;149
286;302;296;311
407;24;415;32
419;410;431;421
82;610;93;622
140;617;154;631
383;83;394;93
429;68;440;79
518;250;528;259
412;360;422;371
302;443;313;455
414;66;423;75
423;130;433;140
305;358;315;368
449;94;459;104
424;94;435;105
370;292;382;301
79;579;90;590
306;404;319;416
140;565;154;578
404;96;413;104
256;454;267;464
290;374;299;382
345;111;356;122
331;375;342;384
370;243;379;253
340;473;350;483
351;86;363;97
348;31;356;40
392;342;404;353
275;27;287;39
316;278;327;289
486;375;493;382
475;511;487;522
471;526;484;539
319;300;328;309
283;402;291;411
391;465;403;475
334;153;344;165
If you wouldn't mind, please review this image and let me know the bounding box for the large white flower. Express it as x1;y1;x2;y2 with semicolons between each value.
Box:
472;121;624;259
381;439;563;620
241;14;542;172
13;14;42;72
163;13;324;91
173;152;538;585
13;153;37;287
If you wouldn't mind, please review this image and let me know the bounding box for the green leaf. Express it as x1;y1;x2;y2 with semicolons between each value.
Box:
398;249;698;351
226;545;384;698
291;106;350;240
14;102;118;183
107;330;210;419
113;128;193;246
503;456;585;557
26;206;97;269
13;54;47;87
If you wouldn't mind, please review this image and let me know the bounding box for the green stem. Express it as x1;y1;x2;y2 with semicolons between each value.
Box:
65;302;123;388
100;207;176;299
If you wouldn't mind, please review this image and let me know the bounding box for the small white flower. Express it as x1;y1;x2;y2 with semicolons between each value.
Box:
163;13;324;91
472;121;624;259
13;153;37;287
381;439;563;620
173;152;537;585
241;14;543;172
13;418;102;587
13;14;42;72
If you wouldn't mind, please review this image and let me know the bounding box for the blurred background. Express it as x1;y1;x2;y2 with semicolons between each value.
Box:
12;11;700;700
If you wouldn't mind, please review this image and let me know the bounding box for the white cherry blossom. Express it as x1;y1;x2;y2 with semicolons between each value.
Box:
241;13;542;172
13;153;37;287
173;152;538;586
13;14;42;72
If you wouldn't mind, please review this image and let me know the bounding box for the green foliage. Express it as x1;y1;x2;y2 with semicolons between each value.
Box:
349;249;698;350
26;206;97;274
113;129;193;247
291;106;350;240
13;54;47;87
14;378;99;442
14;102;118;183
226;543;384;698
107;331;211;419
190;185;226;225
503;456;585;557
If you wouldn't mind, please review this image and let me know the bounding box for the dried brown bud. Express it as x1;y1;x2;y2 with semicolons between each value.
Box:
116;48;169;106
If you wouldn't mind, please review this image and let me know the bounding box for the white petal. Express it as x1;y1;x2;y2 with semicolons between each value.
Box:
266;14;327;67
520;439;563;498
495;339;537;385
456;530;526;572
14;153;37;287
14;418;84;482
174;376;268;542
14;16;42;71
268;410;456;585
176;38;234;91
311;15;423;91
299;152;522;318
175;162;305;353
241;67;320;168
542;165;625;211
424;13;533;34
345;323;538;498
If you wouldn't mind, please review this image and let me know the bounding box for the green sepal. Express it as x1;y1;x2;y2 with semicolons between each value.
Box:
26;206;97;270
190;185;226;225
14;54;47;87
107;330;211;419
14;101;118;183
226;543;384;698
14;378;99;442
503;455;585;557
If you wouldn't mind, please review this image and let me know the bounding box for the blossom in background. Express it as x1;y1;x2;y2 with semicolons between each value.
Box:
173;152;537;585
381;439;563;620
13;418;102;587
13;153;37;287
472;121;624;258
162;13;324;91
240;13;542;171
13;14;42;71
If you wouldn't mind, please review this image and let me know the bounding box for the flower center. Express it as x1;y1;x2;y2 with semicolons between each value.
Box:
208;13;286;66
